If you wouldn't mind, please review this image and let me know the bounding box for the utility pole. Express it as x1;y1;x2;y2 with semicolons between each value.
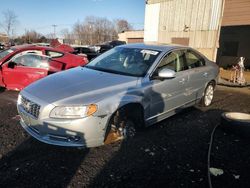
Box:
52;24;57;39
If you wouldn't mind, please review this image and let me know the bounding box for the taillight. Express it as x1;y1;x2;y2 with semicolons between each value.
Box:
83;56;89;64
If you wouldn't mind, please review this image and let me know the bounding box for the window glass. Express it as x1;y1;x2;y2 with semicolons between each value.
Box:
185;50;205;68
46;51;63;58
13;54;49;69
0;49;14;59
157;50;187;72
86;47;160;77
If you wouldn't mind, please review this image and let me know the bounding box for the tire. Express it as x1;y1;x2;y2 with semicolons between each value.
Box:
104;110;137;145
200;82;214;107
220;112;250;138
0;87;5;93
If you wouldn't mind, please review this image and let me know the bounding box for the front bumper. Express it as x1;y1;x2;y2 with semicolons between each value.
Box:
17;92;110;148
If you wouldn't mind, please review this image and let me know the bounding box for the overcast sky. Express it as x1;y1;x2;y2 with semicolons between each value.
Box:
0;0;145;36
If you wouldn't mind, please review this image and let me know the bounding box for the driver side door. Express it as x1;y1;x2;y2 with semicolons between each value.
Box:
2;54;48;90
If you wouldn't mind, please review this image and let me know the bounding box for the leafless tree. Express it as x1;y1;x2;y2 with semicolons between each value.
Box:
73;21;86;45
46;33;56;40
114;19;133;33
72;16;120;45
61;28;75;44
0;10;18;38
22;30;42;43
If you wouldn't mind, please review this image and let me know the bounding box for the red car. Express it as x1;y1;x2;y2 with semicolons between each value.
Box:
0;45;88;90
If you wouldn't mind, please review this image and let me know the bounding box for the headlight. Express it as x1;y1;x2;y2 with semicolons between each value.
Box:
50;104;97;119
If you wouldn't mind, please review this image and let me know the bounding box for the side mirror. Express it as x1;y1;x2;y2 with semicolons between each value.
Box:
8;61;17;69
158;68;176;79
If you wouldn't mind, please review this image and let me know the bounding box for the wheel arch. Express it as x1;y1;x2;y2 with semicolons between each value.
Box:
110;102;145;128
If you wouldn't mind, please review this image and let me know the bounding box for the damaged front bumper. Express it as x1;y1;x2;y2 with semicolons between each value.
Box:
17;92;110;148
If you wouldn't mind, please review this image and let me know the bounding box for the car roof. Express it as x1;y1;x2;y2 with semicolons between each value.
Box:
11;45;66;53
120;43;189;52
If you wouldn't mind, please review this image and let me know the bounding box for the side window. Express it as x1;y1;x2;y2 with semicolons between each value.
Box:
185;50;205;69
156;50;187;73
46;51;63;58
11;50;43;60
14;54;49;69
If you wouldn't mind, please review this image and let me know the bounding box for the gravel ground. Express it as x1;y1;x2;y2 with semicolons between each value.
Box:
0;86;249;188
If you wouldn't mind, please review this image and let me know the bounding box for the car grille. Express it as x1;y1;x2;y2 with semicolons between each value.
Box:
20;96;41;118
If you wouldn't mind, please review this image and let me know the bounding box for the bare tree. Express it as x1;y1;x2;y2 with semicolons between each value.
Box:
46;33;56;40
73;21;86;45
61;28;75;44
114;19;133;33
0;10;18;38
72;16;119;45
22;30;42;43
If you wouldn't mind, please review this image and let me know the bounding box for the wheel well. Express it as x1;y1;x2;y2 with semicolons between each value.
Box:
209;79;216;87
112;103;145;128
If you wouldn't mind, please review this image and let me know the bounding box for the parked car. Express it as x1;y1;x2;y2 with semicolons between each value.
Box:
108;40;126;47
73;46;100;61
93;44;113;54
17;43;219;148
93;40;126;54
0;45;88;90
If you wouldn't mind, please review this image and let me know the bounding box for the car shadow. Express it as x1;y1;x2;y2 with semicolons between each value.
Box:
89;106;226;187
0;132;89;187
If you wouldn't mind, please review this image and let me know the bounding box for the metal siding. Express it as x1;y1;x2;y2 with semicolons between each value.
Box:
222;0;250;26
158;0;223;32
144;3;160;42
156;0;224;60
209;0;223;30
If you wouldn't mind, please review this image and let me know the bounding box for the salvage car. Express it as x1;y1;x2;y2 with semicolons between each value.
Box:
73;46;100;61
17;43;219;147
0;45;88;90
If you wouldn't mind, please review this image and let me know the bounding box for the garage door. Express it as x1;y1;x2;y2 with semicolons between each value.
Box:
127;38;144;43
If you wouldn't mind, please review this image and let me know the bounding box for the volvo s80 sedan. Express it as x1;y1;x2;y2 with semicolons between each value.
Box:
17;43;219;147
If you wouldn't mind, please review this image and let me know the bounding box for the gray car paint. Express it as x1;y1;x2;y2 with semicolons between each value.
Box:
17;43;219;147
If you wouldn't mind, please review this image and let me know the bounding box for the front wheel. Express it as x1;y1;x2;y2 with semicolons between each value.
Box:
104;111;136;145
200;82;215;107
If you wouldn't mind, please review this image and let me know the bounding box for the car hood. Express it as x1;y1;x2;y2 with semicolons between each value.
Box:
24;67;139;105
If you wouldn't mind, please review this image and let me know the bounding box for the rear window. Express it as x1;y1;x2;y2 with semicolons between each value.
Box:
46;51;63;58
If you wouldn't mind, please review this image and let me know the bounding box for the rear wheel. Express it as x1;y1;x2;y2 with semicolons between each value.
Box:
200;82;214;107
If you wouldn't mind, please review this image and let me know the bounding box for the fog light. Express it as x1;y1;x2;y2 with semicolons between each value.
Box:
67;136;81;142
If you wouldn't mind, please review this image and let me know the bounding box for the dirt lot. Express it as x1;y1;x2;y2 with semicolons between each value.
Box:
0;86;250;188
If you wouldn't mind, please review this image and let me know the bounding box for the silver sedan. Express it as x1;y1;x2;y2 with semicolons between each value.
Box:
17;43;219;147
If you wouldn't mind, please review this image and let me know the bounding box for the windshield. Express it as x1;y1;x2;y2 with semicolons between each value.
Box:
0;49;15;59
86;47;160;77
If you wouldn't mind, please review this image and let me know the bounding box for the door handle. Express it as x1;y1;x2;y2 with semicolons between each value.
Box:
203;72;208;77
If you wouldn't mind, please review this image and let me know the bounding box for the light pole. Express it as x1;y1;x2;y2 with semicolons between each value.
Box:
52;24;57;38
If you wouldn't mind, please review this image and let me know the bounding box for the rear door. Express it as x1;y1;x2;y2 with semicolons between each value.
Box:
2;54;48;90
184;49;209;101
